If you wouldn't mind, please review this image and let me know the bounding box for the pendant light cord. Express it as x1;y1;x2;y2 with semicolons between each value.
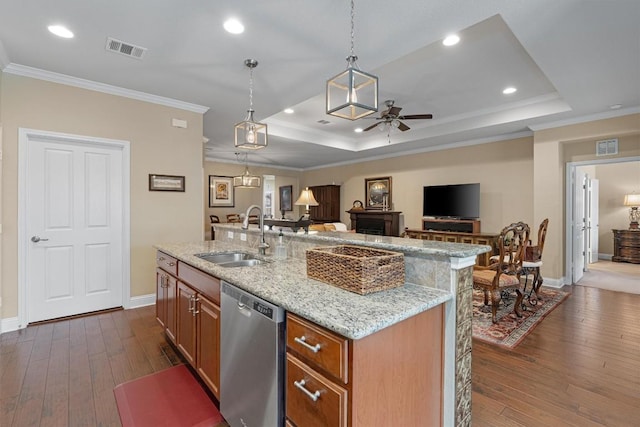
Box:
350;0;355;58
248;66;254;111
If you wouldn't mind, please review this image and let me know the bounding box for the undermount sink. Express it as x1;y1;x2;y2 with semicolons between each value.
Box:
195;252;265;268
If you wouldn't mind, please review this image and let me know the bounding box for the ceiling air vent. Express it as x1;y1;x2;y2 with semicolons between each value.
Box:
317;119;331;125
596;138;618;156
105;37;147;59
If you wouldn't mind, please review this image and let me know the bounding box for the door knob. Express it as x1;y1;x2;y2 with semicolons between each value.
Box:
31;236;49;243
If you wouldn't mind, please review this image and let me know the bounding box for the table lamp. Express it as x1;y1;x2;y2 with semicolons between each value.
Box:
295;187;319;218
623;193;640;230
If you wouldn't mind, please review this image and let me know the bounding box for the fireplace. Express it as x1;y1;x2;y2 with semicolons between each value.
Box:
348;210;402;237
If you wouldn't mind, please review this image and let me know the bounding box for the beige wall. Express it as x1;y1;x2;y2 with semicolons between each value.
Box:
534;114;640;282
302;137;534;234
203;161;302;236
591;161;640;256
1;73;204;319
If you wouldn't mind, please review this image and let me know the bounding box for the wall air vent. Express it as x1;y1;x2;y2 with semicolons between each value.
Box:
105;37;147;60
596;138;618;156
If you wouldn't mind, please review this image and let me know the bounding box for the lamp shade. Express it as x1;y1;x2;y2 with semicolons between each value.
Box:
295;188;319;207
623;194;640;206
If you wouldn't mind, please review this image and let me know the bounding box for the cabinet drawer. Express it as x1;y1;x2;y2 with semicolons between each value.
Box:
178;262;220;304
156;251;178;276
286;354;348;427
287;314;348;383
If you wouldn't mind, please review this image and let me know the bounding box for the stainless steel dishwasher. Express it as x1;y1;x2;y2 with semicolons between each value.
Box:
220;281;285;427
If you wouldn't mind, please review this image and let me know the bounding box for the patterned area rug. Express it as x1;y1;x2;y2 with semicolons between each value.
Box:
472;287;569;349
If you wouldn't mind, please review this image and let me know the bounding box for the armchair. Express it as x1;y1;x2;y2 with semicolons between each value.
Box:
473;221;530;323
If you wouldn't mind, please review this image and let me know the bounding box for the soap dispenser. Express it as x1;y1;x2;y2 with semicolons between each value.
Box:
275;230;287;260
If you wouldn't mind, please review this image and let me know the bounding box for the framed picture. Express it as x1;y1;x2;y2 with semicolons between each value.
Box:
365;176;392;210
149;174;185;192
279;185;293;214
209;175;235;207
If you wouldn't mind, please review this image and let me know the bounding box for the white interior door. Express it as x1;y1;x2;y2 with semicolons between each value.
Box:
25;134;124;322
573;170;586;283
589;179;599;263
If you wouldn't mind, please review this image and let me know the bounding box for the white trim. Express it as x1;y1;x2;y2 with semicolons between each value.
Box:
598;253;613;261
128;294;156;309
449;255;478;270
18;128;131;327
4;63;209;114
565;156;640;285
0;317;20;334
540;278;565;289
528;107;640;131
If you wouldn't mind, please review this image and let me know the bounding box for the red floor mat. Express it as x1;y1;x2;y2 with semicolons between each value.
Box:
114;364;224;427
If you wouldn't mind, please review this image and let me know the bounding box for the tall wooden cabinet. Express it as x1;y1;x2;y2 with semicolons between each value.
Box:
309;185;341;223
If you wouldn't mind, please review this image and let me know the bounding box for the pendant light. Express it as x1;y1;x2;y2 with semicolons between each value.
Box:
233;152;262;188
235;59;268;150
326;0;378;120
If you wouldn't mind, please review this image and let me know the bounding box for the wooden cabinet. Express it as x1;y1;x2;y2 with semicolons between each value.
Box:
309;185;341;223
156;252;177;343
404;228;498;266
286;307;443;426
612;229;640;264
157;251;221;398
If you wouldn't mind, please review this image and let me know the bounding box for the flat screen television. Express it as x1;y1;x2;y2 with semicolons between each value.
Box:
423;183;480;219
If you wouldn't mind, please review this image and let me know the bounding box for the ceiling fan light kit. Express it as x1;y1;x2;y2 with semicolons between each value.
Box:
326;0;378;120
235;59;268;150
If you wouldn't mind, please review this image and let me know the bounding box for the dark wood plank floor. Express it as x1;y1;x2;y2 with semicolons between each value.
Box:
473;285;640;427
2;285;639;426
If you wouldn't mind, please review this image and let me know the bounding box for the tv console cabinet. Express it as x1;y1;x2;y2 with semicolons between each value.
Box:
405;218;497;266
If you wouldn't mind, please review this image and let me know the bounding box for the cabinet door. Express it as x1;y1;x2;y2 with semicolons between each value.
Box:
165;275;177;343
197;295;220;398
156;269;167;328
177;282;197;366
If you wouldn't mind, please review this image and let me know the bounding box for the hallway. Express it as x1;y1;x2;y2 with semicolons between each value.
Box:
579;260;639;294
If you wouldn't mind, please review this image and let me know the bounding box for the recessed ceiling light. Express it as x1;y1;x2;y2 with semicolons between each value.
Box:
224;18;244;34
354;128;363;133
48;25;74;39
610;104;622;110
284;108;294;114
502;87;517;95
442;34;460;46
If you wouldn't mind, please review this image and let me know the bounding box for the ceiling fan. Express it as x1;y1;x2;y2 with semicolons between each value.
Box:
362;100;433;132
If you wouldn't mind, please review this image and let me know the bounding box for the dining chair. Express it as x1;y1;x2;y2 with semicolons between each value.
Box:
522;218;549;304
473;221;530;323
226;214;241;223
210;215;220;240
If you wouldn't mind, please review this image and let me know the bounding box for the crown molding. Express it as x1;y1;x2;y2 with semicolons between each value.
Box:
3;63;209;114
528;106;640;131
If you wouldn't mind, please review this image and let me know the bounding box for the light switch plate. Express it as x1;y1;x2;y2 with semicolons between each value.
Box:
227;231;234;239
240;233;247;241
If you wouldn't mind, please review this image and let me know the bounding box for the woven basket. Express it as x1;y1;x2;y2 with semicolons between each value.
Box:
306;245;405;295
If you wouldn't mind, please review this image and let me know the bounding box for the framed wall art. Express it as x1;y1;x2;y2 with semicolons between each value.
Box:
149;174;185;192
365;176;392;210
279;185;293;217
209;175;235;207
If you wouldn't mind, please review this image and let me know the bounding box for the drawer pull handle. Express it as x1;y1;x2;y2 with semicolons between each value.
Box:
167;262;176;267
294;336;321;353
294;379;320;402
158;256;165;261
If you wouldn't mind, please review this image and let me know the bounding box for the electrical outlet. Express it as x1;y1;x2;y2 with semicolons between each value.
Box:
227;231;234;239
240;233;247;241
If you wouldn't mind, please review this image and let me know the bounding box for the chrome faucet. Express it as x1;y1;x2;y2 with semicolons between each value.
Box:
242;205;270;255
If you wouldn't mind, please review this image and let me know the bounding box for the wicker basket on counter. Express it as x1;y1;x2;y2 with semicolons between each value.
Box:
306;245;405;295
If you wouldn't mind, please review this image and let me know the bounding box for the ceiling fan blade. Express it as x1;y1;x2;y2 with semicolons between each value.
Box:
400;114;433;120
398;121;410;131
388;106;402;116
362;123;379;132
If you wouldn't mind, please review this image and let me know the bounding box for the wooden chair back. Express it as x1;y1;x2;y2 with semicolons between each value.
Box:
226;214;241;223
210;215;220;223
496;221;530;278
526;218;548;262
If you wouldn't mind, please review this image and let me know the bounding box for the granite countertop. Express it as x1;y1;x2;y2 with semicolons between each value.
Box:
154;240;454;340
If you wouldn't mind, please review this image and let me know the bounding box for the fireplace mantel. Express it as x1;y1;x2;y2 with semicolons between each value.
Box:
347;209;402;237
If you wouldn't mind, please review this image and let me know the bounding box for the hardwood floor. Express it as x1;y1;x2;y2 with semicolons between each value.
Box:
472;285;640;427
1;285;638;426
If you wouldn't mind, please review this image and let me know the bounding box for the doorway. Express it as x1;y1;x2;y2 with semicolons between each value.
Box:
18;128;131;327
565;156;640;286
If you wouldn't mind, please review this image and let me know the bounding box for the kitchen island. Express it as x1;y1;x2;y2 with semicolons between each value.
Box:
155;224;490;426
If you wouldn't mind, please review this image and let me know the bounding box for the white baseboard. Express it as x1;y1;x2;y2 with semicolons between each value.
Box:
598;253;613;261
1;294;156;334
0;316;20;334
128;293;156;309
541;277;565;288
